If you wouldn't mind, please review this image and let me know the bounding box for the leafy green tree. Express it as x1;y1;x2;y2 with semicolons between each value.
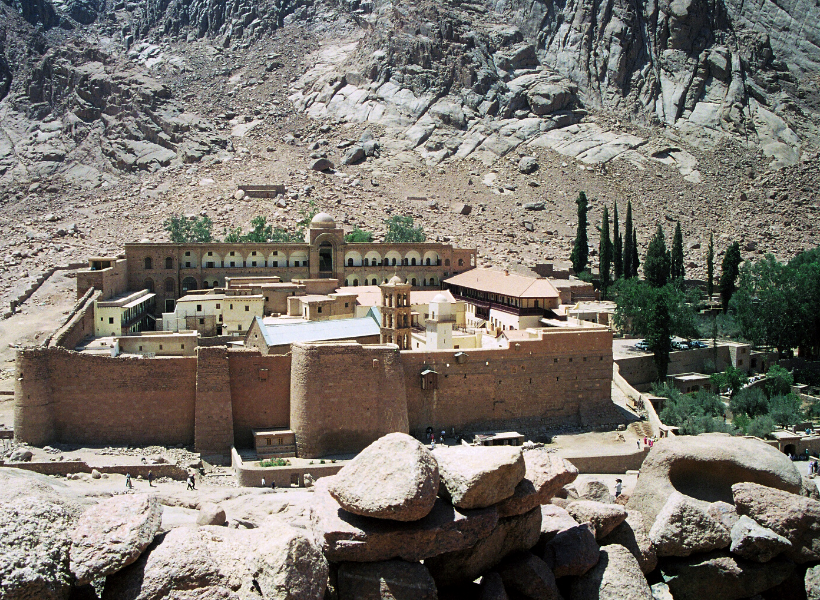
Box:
644;224;670;288
612;279;698;341
768;394;803;428
747;415;776;439
631;229;640;280
765;365;794;398
599;206;612;300
384;215;426;243
706;233;715;298
345;228;374;243
268;228;303;243
223;227;243;243
623;201;633;279
730;386;767;417
570;192;590;274
656;384;731;435
613;202;622;280
244;216;273;242
790;250;820;357
671;222;684;282
720;242;742;313
711;364;748;398
733;412;750;434
164;215;214;243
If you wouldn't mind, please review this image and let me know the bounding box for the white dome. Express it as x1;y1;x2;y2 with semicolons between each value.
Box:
310;212;335;228
388;275;404;285
432;293;449;303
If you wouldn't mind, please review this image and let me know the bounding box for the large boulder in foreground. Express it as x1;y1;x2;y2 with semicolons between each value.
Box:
310;478;497;562
566;500;627;539
497;552;561;600
336;560;437;600
648;492;731;557
807;564;820;600
729;515;792;563
433;446;525;510
599;510;657;575
541;522;599;578
103;521;328;600
628;434;801;524
71;494;163;585
733;481;820;563
496;450;578;518
660;550;794;600
570;544;653;600
0;469;84;600
328;433;439;522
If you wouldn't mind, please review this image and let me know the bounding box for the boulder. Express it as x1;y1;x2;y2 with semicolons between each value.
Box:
600;510;657;575
660;551;795;600
518;156;539;174
707;501;740;531
478;572;509;600
541;522;599;577
570;544;653;600
566;501;627;539
310;479;497;562
648;492;731;557
451;202;473;216
578;479;615;504
527;83;573;116
729;515;791;563
497;450;578;518
627;434;801;525
70;494;163;585
337;560;437;600
497;552;561;600
807;565;820;600
9;448;33;462
310;158;334;171
733;481;820;563
328;433;439;522
539;504;580;540
0;469;84;600
433;446;525;510
523;201;545;211
103;521;328;600
426;506;541;586
196;502;226;526
342;145;366;165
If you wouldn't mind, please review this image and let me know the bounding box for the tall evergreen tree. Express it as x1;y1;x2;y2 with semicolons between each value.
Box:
646;288;672;381
599;207;612;299
570;191;590;274
671;222;684;282
613;202;622;280
623;201;634;278
720;241;743;312
706;233;715;298
631;228;640;279
644;224;670;288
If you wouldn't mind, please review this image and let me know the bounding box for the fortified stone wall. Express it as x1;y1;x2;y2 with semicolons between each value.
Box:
15;348;197;447
76;259;128;300
616;346;735;389
49;288;99;349
229;350;291;448
290;342;409;458
403;328;614;439
195;347;234;463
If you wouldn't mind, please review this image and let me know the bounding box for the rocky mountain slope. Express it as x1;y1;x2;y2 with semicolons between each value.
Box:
0;0;818;307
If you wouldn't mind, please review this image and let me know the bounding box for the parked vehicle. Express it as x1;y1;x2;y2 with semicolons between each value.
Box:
635;340;649;351
689;340;708;349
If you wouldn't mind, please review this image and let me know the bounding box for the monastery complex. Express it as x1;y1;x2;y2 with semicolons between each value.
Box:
15;214;625;463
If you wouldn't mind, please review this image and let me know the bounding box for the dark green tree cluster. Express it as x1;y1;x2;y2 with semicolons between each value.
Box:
720;364;802;436
655;384;734;435
720;242;743;312
223;216;304;243
594;199;638;299
164;215;214;243
384;215;426;243
732;248;820;357
344;228;374;243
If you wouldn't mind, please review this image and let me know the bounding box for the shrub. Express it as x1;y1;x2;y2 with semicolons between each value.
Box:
259;458;291;467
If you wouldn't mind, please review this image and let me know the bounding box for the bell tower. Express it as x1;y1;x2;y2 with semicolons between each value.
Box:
379;275;412;350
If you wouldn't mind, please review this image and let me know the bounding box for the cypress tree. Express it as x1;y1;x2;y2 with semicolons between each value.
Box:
631;228;640;280
645;224;670;288
570;191;590;274
706;233;715;299
613;202;622;280
599;207;612;300
671;222;684;281
720;241;742;312
623;201;634;278
647;288;672;381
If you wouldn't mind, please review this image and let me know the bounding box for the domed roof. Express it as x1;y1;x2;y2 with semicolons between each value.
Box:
310;212;335;228
388;275;404;285
432;293;449;303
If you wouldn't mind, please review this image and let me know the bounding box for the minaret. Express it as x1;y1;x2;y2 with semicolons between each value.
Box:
379;275;412;350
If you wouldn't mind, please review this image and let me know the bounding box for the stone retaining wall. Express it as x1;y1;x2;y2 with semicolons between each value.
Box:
0;460;188;480
231;447;343;487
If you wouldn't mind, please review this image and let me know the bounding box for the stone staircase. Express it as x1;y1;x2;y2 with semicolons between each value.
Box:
630;421;654;438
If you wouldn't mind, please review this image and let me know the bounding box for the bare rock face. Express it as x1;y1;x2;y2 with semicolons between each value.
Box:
570;544;653;600
648;492;731;557
628;434;801;525
336;560;437;600
433;446;526;510
70;494;163;585
542;522;599;578
733;481;820;563
478;572;509;600
578;479;615;504
426;506;542;586
0;469;84;600
659;551;795;600
599;510;657;575
566;500;627;539
806;564;820;600
103;521;328;600
195;502;226;526
328;433;439;522
729;515;792;563
497;552;561;600
310;478;498;563
496;449;578;518
539;504;581;538
707;501;740;531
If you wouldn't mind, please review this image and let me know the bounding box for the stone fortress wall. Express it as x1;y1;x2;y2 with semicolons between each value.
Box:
15;326;614;461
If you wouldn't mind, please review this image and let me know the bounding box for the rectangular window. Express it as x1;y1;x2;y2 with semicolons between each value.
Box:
207;251;213;256
265;297;269;302
230;262;236;267
181;344;184;349
345;303;349;308
252;251;257;256
185;251;190;256
159;345;163;350
252;261;257;267
272;261;278;267
230;304;233;310
318;307;323;313
199;318;204;325
139;346;143;351
206;262;214;268
109;317;114;324
245;306;249;312
216;304;220;309
238;324;242;331
230;251;235;256
185;262;191;268
197;305;202;311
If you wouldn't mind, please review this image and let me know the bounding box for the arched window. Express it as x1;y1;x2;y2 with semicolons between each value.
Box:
353;279;359;286
181;277;197;293
391;258;397;266
364;258;369;266
348;258;354;267
423;279;428;286
371;278;377;285
426;258;431;265
402;258;408;266
143;278;154;292
411;278;417;286
144;257;152;270
430;277;436;286
165;257;173;269
411;258;417;266
445;259;451;266
164;278;174;293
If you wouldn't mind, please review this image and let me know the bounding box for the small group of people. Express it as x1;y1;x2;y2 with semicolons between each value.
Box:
637;436;656;450
124;470;154;489
260;477;277;489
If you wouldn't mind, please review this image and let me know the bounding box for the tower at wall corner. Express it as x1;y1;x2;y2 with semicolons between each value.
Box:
14;348;56;446
290;341;409;458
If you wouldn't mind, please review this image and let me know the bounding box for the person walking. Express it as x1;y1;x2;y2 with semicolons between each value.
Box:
261;477;266;488
186;474;196;490
147;470;154;487
125;473;132;489
615;478;623;498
